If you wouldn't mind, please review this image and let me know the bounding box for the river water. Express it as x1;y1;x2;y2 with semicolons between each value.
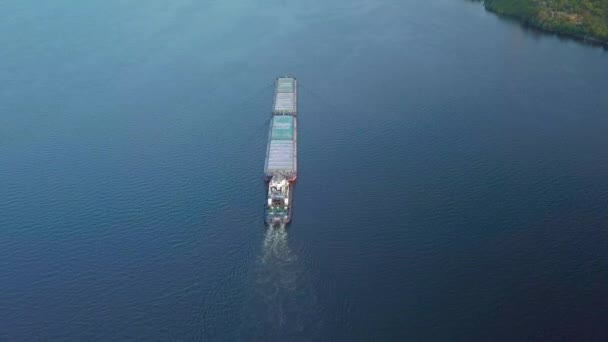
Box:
2;0;607;341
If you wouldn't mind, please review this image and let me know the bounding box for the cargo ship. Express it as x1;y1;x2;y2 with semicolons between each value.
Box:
264;77;297;226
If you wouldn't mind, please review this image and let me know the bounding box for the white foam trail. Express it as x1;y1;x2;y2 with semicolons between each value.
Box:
240;225;320;339
261;225;294;267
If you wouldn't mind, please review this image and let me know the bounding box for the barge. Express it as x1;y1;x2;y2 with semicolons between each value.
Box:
264;77;297;226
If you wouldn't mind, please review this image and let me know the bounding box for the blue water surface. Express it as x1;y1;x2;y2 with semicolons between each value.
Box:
1;0;608;340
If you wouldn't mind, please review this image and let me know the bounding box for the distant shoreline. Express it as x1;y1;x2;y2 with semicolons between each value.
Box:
479;0;608;47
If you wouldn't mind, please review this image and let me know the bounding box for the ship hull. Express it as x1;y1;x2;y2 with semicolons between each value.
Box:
263;77;298;225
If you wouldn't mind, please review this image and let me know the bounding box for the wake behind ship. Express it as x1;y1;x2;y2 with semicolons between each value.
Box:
264;77;297;226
